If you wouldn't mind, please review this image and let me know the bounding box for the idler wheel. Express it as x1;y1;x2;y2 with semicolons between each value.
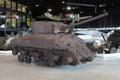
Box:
24;55;31;63
18;54;24;62
12;47;18;55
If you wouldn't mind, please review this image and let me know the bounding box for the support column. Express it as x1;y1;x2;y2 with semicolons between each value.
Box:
4;0;6;37
15;0;18;29
10;0;12;28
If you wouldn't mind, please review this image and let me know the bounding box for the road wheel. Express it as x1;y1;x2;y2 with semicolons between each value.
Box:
24;55;31;63
46;60;56;67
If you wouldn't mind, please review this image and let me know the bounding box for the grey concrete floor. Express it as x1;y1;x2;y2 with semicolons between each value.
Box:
0;54;120;80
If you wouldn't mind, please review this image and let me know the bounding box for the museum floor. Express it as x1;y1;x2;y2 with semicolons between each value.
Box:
0;51;120;80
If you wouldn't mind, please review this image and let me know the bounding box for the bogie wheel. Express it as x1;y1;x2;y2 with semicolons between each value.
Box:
12;47;18;55
46;61;55;67
24;55;32;63
18;54;24;62
46;59;56;67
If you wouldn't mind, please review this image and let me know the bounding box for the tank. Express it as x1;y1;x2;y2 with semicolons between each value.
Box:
10;12;108;66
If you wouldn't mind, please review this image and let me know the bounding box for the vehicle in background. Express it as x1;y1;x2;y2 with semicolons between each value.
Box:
73;29;108;53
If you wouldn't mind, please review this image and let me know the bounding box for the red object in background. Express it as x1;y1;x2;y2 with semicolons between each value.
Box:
65;13;70;17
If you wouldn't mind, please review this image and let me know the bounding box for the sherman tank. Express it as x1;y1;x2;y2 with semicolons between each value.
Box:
10;12;108;66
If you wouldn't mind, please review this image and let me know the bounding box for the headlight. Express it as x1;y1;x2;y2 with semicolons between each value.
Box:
93;40;102;48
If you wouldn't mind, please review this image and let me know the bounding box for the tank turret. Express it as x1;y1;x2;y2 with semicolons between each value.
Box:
31;12;109;34
10;12;108;66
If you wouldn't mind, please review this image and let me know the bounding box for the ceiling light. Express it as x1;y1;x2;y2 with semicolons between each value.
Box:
62;1;65;4
67;6;71;10
80;11;83;14
103;10;106;12
48;8;52;12
36;4;39;7
29;11;32;14
99;4;106;7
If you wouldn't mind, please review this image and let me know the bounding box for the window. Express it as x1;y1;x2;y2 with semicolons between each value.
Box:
18;4;21;11
12;1;16;10
22;5;26;12
6;0;11;8
0;0;4;7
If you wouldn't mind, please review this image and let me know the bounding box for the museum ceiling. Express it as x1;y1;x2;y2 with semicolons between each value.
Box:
9;0;120;27
11;0;120;18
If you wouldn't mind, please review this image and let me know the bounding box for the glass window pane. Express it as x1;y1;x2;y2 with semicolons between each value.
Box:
12;1;16;10
18;4;21;11
22;5;26;12
6;0;11;8
0;0;4;7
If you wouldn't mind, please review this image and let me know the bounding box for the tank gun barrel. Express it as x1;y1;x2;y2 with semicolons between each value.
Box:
70;12;109;27
67;12;109;28
66;12;109;34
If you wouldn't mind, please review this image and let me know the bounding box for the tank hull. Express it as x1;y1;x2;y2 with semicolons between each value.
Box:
11;34;95;66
